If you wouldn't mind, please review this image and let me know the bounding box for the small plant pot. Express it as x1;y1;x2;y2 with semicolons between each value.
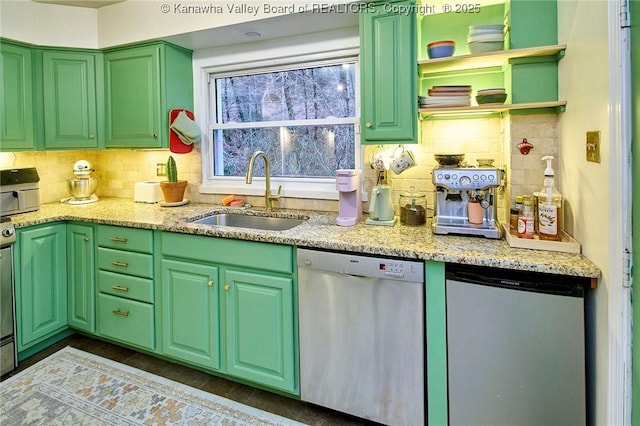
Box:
160;180;188;203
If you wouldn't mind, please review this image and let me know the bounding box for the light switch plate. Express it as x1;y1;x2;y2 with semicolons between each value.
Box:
156;163;167;176
586;131;601;163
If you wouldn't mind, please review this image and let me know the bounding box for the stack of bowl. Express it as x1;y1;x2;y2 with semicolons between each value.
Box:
467;24;505;54
476;88;507;105
427;40;455;59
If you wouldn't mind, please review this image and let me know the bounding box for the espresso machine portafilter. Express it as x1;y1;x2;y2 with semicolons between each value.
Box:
432;167;503;239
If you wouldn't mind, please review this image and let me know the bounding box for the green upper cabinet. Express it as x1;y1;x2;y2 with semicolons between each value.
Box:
15;223;68;351
104;42;193;149
0;41;36;151
223;268;297;394
360;0;417;144
42;50;102;149
67;223;96;333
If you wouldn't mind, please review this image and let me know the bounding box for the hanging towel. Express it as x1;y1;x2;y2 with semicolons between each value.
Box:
170;110;201;145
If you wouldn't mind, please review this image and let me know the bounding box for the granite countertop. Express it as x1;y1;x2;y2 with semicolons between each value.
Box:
9;197;601;279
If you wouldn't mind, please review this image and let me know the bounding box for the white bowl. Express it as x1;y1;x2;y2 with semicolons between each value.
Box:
469;24;505;32
468;34;505;43
468;41;504;54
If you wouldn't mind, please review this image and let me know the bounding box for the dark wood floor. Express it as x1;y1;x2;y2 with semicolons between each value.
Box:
2;333;376;426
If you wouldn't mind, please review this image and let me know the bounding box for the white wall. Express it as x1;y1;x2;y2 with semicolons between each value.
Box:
0;0;98;47
557;1;611;424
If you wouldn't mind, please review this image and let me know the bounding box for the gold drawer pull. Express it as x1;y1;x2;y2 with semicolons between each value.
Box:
111;261;128;268
110;237;128;243
208;280;214;287
224;284;230;291
112;309;129;317
112;285;129;292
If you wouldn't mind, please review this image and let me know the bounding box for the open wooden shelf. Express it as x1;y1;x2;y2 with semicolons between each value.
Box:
418;44;567;76
419;100;567;117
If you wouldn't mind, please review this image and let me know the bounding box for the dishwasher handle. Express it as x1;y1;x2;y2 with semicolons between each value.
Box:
446;267;585;298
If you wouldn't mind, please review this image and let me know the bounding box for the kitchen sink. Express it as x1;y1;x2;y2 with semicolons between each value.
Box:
191;213;307;231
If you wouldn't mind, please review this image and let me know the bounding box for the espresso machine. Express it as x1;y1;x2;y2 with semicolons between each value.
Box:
432;167;503;238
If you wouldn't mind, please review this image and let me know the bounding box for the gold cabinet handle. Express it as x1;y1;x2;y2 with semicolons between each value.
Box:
110;237;128;243
111;261;128;268
89;134;95;140
153;133;158;139
112;285;129;292
366;122;372;128
84;237;90;242
208;280;214;287
112;309;129;317
224;284;230;291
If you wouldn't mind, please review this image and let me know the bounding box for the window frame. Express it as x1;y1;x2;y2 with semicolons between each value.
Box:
199;50;361;200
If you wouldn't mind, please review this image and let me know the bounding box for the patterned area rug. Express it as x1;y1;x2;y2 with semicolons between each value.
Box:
0;347;306;425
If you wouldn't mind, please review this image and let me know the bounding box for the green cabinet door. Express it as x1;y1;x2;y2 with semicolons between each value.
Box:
42;50;101;149
360;1;417;144
67;223;95;332
104;42;192;148
161;259;220;370
104;45;160;148
0;41;36;151
224;268;297;394
15;224;67;351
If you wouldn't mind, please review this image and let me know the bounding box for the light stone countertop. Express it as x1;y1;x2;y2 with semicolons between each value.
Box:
9;197;601;279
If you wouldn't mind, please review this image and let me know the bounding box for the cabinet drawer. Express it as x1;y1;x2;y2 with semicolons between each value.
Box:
98;270;153;303
97;225;153;253
98;293;154;350
97;247;153;278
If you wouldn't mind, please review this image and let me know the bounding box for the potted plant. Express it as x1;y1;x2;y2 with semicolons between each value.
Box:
159;155;188;203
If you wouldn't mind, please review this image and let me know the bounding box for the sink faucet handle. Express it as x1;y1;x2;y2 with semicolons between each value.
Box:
269;185;282;200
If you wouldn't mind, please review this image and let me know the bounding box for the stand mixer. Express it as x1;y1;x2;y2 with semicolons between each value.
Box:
432;166;503;238
65;160;98;205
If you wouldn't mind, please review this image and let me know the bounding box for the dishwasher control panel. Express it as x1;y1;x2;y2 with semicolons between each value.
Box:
297;249;424;283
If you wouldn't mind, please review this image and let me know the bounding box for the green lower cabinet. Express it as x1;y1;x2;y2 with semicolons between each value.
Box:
15;223;68;351
67;223;95;332
161;259;220;370
223;268;297;394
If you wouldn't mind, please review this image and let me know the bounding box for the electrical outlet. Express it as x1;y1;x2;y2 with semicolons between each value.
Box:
156;163;167;176
586;131;601;163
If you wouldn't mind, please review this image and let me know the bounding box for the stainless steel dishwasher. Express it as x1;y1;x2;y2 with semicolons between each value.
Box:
297;248;425;426
446;263;587;426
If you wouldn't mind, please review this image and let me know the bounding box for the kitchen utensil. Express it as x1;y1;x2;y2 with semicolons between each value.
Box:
390;145;416;174
365;185;395;226
427;40;455;58
399;188;427;226
432;166;503;238
477;158;495;167
134;181;163;203
66;160;98;205
434;153;465;166
336;169;362;226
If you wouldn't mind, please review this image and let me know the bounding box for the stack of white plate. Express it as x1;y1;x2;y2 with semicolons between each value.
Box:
419;86;472;108
468;24;505;54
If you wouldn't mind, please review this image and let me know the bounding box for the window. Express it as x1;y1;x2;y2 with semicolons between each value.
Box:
203;58;360;199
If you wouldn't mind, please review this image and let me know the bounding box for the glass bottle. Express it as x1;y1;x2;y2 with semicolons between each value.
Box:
517;196;535;239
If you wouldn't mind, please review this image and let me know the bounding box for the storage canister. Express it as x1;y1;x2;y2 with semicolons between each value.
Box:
399;188;427;226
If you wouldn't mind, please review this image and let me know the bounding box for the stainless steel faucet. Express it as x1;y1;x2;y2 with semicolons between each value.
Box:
245;151;282;211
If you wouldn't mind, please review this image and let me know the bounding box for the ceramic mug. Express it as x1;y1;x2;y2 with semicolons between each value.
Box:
390;146;416;174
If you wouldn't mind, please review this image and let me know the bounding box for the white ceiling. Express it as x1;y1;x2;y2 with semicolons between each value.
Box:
32;0;124;8
162;11;359;50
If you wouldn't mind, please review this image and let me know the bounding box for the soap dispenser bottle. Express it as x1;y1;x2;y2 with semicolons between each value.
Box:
537;156;563;241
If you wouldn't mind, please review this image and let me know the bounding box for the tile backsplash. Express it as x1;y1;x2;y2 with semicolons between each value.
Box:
2;114;558;217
